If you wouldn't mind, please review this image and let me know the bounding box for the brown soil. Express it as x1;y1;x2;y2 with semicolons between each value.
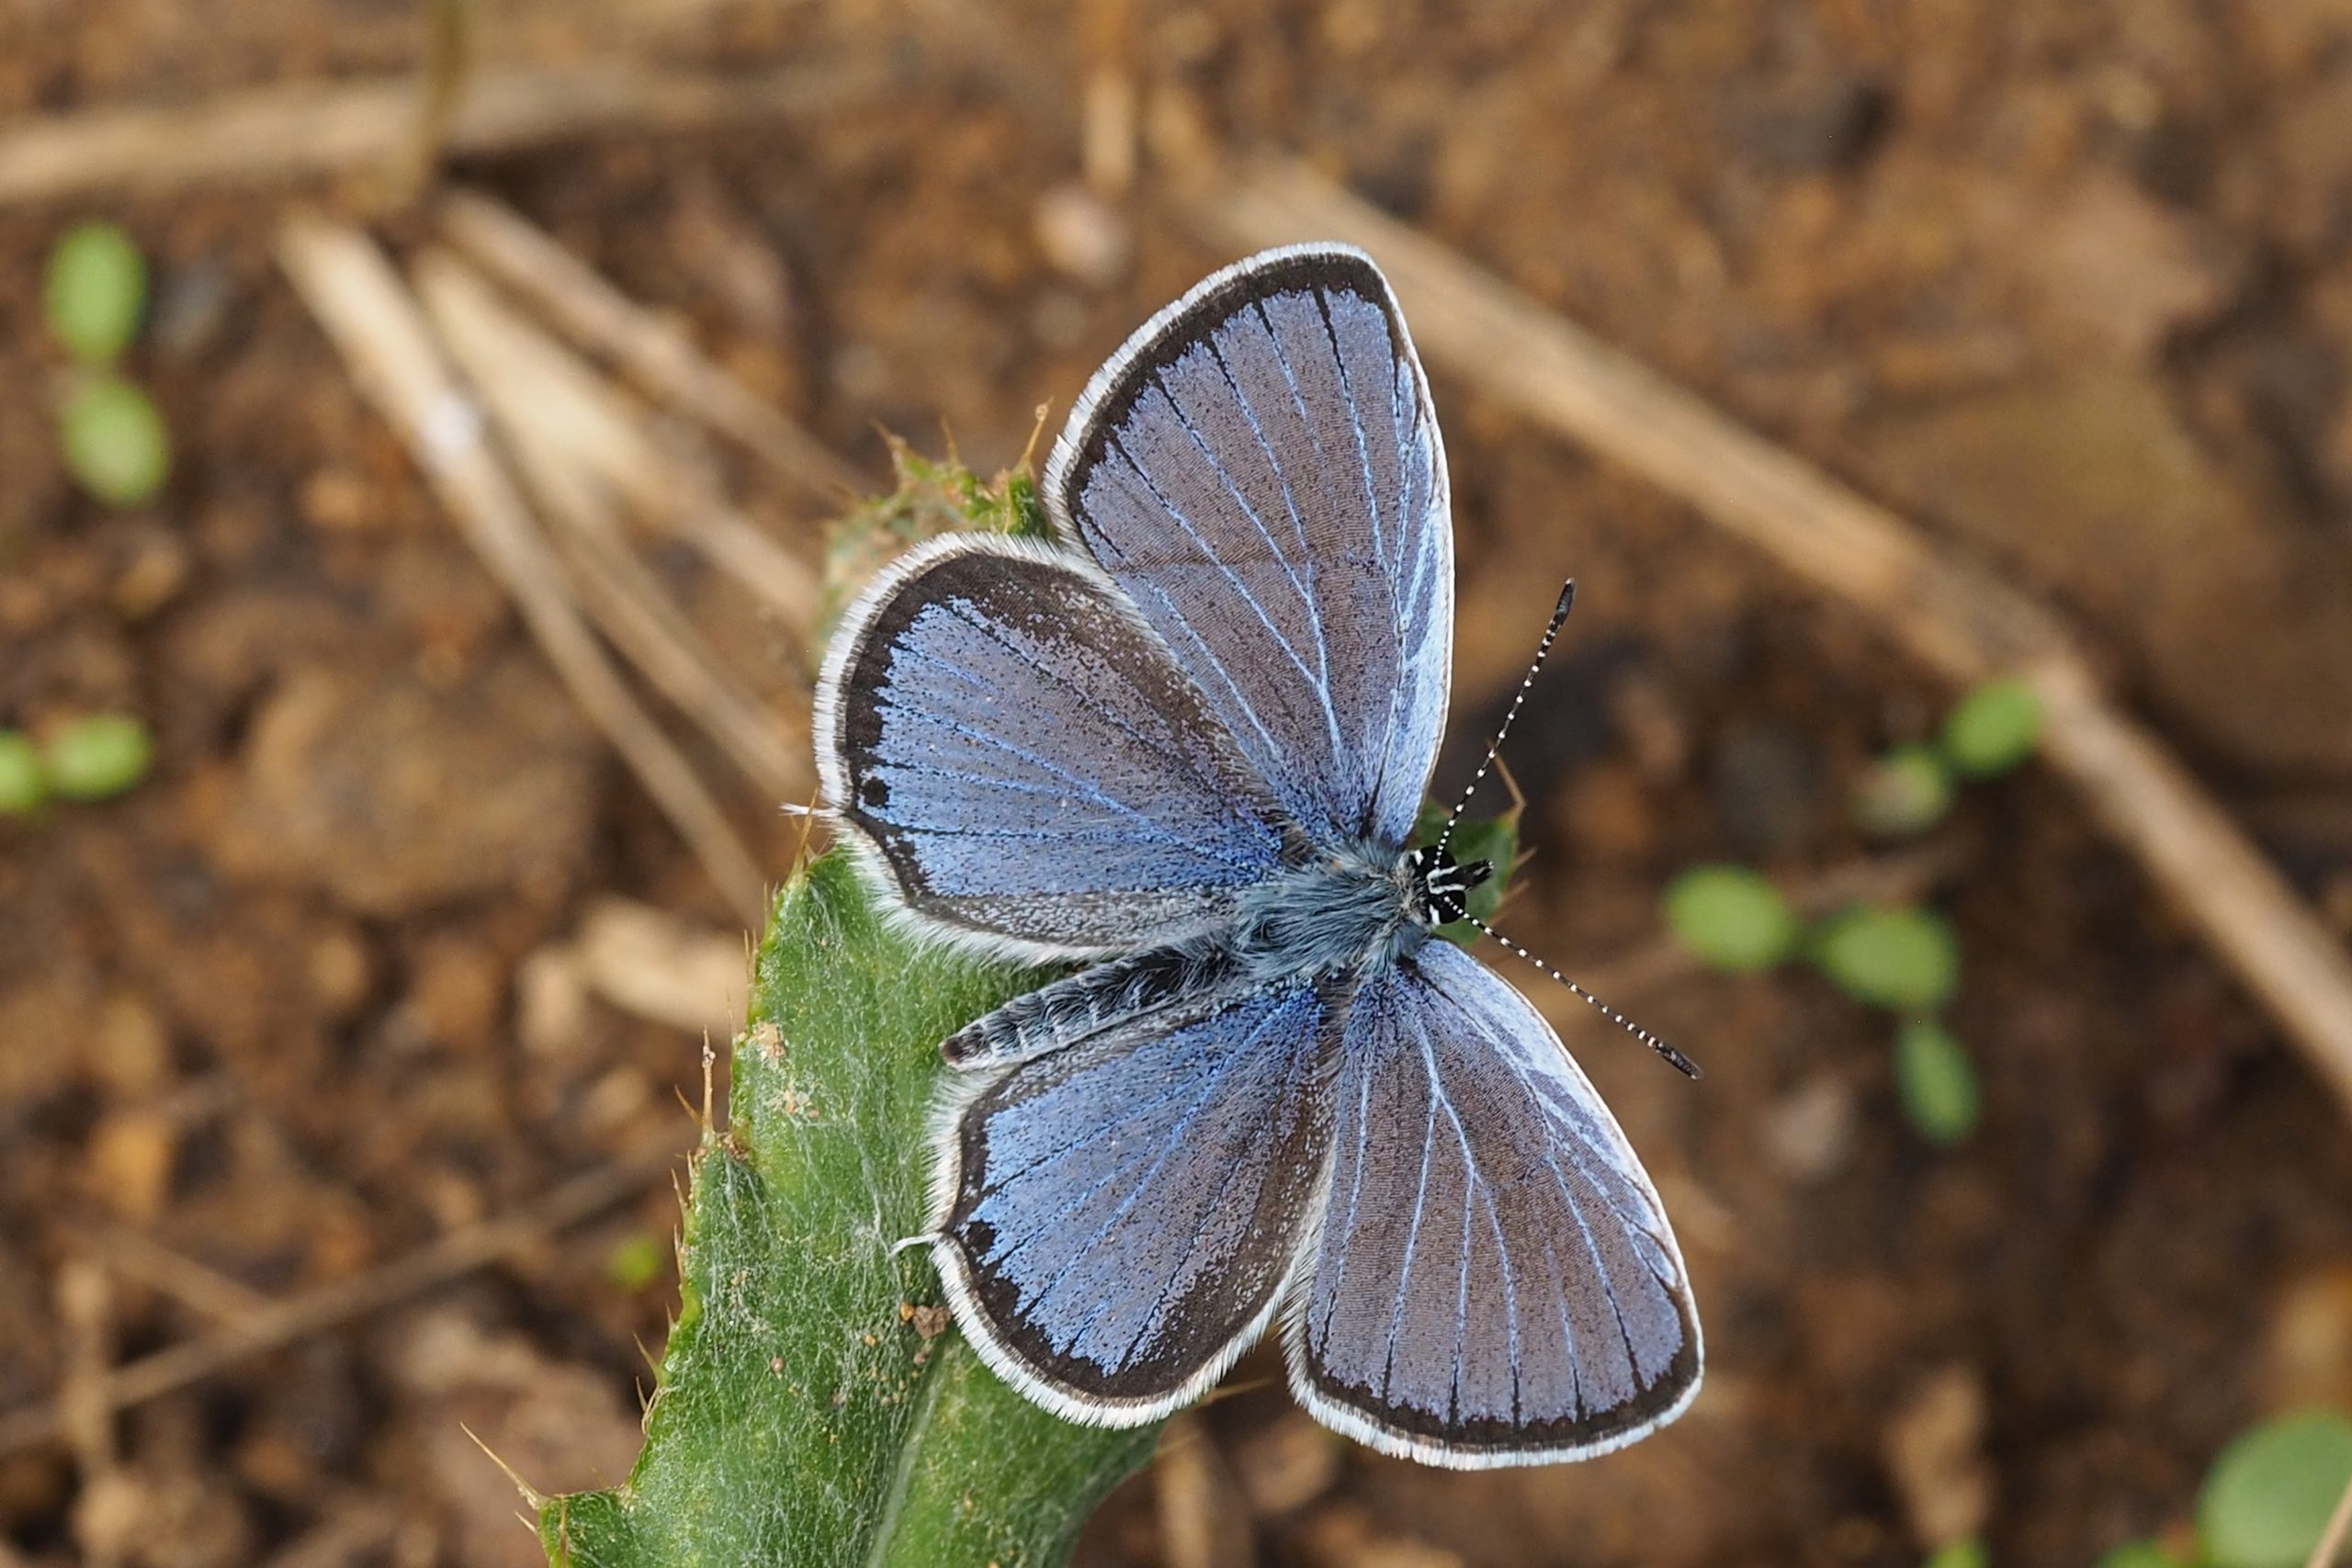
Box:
4;3;2351;1565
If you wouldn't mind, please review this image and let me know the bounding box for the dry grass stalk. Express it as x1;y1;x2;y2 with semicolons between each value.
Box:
414;250;811;804
436;196;827;635
440;189;867;503
276;212;770;925
0;60;889;208
0;1137;685;1459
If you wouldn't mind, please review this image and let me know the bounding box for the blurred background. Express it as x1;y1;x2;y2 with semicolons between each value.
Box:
6;2;2352;1564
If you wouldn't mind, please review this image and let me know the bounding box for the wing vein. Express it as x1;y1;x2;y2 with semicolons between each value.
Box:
1038;996;1303;1348
1102;433;1351;773
884;698;1241;868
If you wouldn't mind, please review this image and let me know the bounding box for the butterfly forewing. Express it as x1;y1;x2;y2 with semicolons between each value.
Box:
816;533;1291;957
1046;244;1453;851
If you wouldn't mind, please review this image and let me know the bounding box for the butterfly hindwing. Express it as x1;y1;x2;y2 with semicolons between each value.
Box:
1046;244;1453;851
933;973;1340;1421
817;532;1292;958
1286;940;1702;1467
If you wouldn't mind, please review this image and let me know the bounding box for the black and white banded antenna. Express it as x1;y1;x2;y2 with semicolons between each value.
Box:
1435;579;1576;858
1431;580;1700;1079
1463;915;1702;1080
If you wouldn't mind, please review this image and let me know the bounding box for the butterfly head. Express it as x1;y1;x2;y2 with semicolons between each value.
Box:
1408;844;1492;926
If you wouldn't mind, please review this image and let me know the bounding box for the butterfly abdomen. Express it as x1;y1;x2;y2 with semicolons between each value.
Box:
942;934;1238;1067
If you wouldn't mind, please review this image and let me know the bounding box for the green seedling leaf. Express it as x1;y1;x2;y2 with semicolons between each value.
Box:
1662;865;1800;972
2198;1408;2352;1568
1854;743;1956;839
540;854;1157;1566
61;375;170;507
0;731;44;816
45;220;146;364
1811;904;1959;1012
1921;1540;1988;1568
1942;677;2041;779
40;714;153;802
1410;800;1519;947
606;1233;667;1293
1893;1018;1980;1145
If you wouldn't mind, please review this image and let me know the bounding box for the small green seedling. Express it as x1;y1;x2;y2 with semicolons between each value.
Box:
1922;1540;1988;1568
2197;1408;2352;1568
40;714;153;802
1855;743;1956;839
1849;676;2042;839
42;222;174;509
1813;905;1960;1013
62;376;171;507
1663;865;1801;972
1942;678;2041;779
45;220;147;364
606;1232;668;1293
1663;878;1971;1143
1893;1019;1980;1145
0;731;45;816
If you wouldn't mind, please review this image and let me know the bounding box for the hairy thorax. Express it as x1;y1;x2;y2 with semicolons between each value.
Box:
1232;844;1430;985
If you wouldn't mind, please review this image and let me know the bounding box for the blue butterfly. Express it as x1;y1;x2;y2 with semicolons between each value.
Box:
813;244;1700;1467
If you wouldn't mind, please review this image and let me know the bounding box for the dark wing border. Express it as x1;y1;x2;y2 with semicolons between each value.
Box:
1043;243;1422;528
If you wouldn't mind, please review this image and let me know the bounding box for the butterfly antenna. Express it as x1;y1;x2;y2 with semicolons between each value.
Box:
1463;916;1701;1079
1436;580;1576;856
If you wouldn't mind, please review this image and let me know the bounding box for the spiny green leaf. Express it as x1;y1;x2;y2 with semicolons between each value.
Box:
542;456;1154;1566
818;440;1050;638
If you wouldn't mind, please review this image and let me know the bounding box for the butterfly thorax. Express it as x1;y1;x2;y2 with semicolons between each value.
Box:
1228;842;1490;985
